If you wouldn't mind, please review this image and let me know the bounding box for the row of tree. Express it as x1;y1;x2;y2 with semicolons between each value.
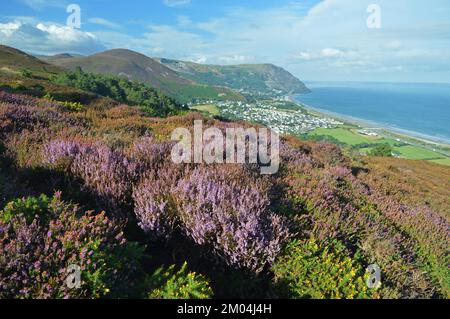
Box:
53;67;187;116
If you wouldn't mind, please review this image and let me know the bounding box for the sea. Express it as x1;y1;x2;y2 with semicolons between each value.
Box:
293;82;450;144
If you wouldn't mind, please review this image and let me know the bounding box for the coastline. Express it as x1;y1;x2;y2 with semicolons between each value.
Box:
289;96;450;150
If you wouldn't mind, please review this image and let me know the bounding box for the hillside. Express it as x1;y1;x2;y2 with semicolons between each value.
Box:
0;87;449;299
0;46;186;117
157;58;311;96
0;45;62;78
45;49;245;103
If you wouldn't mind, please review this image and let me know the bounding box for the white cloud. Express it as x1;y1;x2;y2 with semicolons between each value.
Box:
163;0;191;8
0;21;105;55
218;55;251;64
88;18;121;29
177;15;192;27
321;48;344;58
384;40;403;50
0;21;21;37
294;51;312;61
6;0;450;82
18;0;66;10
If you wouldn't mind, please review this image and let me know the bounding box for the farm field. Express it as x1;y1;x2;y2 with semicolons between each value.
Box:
308;126;450;165
190;104;220;116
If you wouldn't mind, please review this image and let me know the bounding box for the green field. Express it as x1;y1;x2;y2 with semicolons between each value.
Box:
308;126;450;166
393;145;444;160
309;127;383;145
430;158;450;166
191;104;220;116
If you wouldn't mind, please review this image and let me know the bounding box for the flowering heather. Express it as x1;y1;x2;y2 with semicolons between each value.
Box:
128;136;175;172
0;87;449;299
309;141;350;167
175;166;290;272
283;160;439;298
0;102;82;136
44;139;138;216
0;91;37;107
369;191;450;296
0;193;143;299
133;164;184;238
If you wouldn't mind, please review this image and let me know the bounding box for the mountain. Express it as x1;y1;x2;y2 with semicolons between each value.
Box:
157;58;311;96
45;49;245;103
39;53;84;64
0;45;62;77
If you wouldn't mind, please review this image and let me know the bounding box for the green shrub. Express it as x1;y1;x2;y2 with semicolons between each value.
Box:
53;69;186;116
146;262;213;299
0;194;52;224
272;239;374;299
59;101;84;112
21;69;33;78
368;143;393;157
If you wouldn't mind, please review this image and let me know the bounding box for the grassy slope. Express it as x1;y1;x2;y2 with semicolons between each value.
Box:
0;45;62;78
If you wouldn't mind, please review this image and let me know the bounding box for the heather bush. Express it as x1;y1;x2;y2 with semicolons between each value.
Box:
272;239;374;299
133;164;184;238
309;141;350;167
133;163;290;272
0;193;145;299
44;139;138;216
0;101;82;136
175;166;290;272
146;262;213;299
283;163;437;298
5;128;54;168
128;136;175;172
0;91;36;107
370;193;450;297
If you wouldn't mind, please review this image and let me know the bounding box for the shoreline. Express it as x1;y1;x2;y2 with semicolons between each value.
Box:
289;97;450;149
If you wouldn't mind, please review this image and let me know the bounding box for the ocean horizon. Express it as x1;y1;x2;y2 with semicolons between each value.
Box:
294;82;450;144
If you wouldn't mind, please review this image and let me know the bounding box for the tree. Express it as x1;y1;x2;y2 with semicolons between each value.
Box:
368;143;393;157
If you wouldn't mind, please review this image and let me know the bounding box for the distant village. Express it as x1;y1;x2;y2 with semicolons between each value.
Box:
215;100;343;135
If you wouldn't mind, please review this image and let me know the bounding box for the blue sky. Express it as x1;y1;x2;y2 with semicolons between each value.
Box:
1;0;449;83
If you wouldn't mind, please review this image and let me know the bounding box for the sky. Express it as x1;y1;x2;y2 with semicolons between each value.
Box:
1;0;449;83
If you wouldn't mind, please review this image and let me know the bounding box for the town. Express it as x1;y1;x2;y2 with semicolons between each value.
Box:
215;100;343;136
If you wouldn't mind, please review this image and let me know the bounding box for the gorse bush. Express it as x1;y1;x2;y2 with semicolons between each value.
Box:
59;101;84;112
146;262;213;299
0;193;145;299
272;239;373;299
0;194;51;224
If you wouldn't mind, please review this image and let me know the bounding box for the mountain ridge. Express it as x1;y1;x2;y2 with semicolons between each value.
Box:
42;48;310;100
41;48;245;103
157;57;311;96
